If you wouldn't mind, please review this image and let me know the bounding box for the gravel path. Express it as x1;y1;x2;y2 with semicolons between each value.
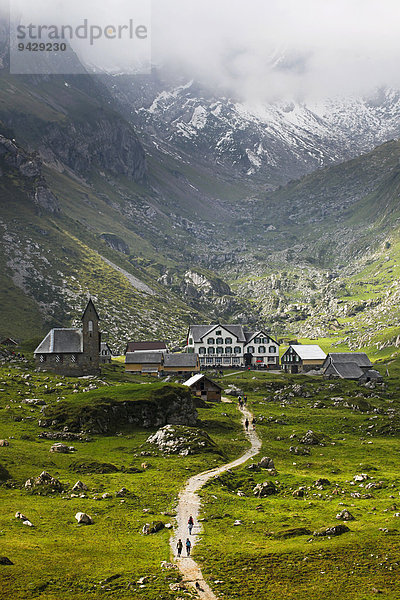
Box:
170;403;262;599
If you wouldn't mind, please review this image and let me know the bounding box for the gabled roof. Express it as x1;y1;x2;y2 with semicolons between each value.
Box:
325;353;372;368
163;353;199;368
325;362;364;379
126;341;167;353
189;324;278;345
284;345;326;360
100;342;113;354
125;352;163;364
183;373;223;389
82;298;100;321
244;330;279;345
0;337;18;346
360;369;383;381
34;329;83;354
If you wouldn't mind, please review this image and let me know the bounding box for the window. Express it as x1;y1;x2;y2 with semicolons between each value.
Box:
206;357;214;364
216;330;222;336
207;338;215;345
268;356;275;363
216;337;223;345
223;358;231;364
55;355;62;363
39;354;46;363
216;347;223;354
233;357;240;364
225;347;232;354
247;346;254;353
199;347;206;355
215;357;222;365
262;337;268;343
258;346;266;354
188;338;193;345
71;355;76;363
200;357;205;365
234;346;241;354
208;347;215;355
225;337;232;344
254;337;261;344
269;346;276;353
88;320;93;335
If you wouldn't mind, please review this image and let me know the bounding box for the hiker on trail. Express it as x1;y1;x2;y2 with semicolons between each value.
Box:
186;538;191;556
244;395;247;405
252;418;256;430
188;515;194;535
238;397;243;408
245;418;249;431
177;539;183;557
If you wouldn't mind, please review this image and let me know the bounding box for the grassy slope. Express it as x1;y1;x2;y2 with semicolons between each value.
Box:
0;360;246;600
196;369;400;600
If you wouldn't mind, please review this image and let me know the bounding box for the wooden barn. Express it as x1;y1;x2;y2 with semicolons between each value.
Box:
183;373;222;402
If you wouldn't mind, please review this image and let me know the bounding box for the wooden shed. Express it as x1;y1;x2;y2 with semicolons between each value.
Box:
183;373;222;402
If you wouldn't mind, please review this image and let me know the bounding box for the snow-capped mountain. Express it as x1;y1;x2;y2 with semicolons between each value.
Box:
106;73;400;187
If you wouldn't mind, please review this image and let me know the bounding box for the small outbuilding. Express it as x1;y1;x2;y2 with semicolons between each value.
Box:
281;344;327;373
0;337;18;347
100;342;113;364
323;353;373;380
125;352;163;376
183;373;222;402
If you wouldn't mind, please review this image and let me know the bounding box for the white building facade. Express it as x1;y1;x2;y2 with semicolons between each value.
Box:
186;324;280;369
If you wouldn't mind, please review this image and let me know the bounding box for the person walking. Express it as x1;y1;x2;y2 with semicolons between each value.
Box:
252;418;256;430
245;418;249;431
176;538;183;557
244;395;247;405
188;515;194;535
186;538;192;556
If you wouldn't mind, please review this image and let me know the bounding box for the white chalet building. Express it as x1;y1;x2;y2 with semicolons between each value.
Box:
186;324;280;369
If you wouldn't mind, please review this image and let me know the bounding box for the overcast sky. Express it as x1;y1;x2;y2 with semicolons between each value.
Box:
9;0;400;100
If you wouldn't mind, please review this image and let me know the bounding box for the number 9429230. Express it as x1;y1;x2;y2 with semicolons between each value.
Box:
18;42;67;52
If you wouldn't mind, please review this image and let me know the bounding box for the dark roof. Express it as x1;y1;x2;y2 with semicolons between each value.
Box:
183;373;223;389
125;352;163;364
324;362;364;379
325;353;372;368
360;369;383;381
189;324;278;345
126;341;167;353
0;338;18;346
34;329;83;354
82;298;100;321
100;342;113;354
163;353;199;368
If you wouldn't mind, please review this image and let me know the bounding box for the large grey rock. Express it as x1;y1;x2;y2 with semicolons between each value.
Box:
336;509;355;521
72;481;88;492
50;443;76;454
147;425;219;456
258;457;275;469
253;481;277;497
25;471;63;492
300;430;324;445
313;525;350;537
75;512;93;525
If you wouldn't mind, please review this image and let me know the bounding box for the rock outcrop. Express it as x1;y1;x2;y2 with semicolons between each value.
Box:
147;424;219;456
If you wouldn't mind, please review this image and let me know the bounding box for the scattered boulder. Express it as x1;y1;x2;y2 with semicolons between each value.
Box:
315;478;331;487
25;471;63;493
116;487;128;498
75;512;93;525
224;385;243;397
147;425;219;456
50;443;76;454
336;510;355;521
354;473;369;482
0;557;13;565
23;520;34;527
313;524;350;537
15;512;28;520
0;440;9;447
72;481;88;493
142;521;164;534
292;487;306;498
233;520;243;526
300;430;324;445
253;481;277;497
258;457;275;470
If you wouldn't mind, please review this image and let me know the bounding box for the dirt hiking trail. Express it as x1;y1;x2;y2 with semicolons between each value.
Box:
170;402;262;599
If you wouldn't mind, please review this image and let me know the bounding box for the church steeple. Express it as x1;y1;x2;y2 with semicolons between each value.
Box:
81;297;100;373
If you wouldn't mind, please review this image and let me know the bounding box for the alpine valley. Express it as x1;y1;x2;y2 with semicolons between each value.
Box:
1;28;400;356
